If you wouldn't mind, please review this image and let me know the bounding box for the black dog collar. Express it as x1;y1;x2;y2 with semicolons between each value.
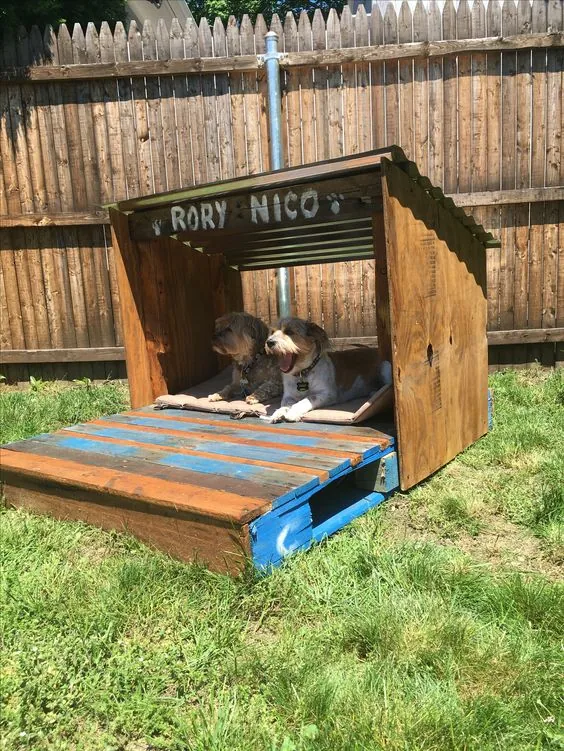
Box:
295;350;322;392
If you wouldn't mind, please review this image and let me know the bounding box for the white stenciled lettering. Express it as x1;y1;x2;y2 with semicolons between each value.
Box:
186;205;199;231
200;203;215;230
272;193;282;222
152;219;162;236
215;200;227;229
284;191;298;220
300;189;319;219
250;194;269;224
170;206;186;232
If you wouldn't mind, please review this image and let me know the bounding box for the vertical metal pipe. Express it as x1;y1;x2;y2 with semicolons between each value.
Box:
264;30;291;319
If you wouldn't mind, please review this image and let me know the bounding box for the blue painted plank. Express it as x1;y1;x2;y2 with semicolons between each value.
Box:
33;433;319;495
144;405;395;442
104;413;385;460
63;423;349;477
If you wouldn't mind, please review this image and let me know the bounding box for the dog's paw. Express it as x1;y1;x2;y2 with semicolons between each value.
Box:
284;407;305;422
245;394;259;405
208;392;224;402
262;406;289;423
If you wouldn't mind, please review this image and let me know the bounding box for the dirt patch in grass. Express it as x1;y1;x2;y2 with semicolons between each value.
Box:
384;495;563;580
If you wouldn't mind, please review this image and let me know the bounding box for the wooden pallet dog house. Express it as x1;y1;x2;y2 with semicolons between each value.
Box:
1;148;499;573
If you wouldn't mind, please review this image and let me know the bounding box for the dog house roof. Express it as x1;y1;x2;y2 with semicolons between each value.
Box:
111;146;500;271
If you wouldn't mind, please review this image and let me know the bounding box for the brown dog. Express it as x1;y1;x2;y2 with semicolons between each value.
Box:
209;312;283;405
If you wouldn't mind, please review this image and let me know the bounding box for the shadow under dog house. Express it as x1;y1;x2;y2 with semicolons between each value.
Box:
1;148;499;573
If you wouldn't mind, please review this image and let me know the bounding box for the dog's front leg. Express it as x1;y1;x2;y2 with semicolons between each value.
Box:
284;397;317;422
246;381;282;405
261;394;297;423
208;382;237;402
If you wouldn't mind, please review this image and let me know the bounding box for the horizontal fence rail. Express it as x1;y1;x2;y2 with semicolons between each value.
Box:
0;0;563;382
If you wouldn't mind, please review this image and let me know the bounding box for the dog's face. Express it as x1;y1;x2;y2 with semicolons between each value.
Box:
265;317;329;374
211;312;268;359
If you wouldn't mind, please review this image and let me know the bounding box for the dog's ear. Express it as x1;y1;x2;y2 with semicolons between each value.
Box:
249;315;269;346
306;321;330;352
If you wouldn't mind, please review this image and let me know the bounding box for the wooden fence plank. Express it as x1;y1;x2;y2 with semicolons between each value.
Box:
443;0;457;193
513;0;533;365
499;0;518;367
543;8;563;365
529;0;548;364
427;0;443;187
485;0;502;369
156;19;181;192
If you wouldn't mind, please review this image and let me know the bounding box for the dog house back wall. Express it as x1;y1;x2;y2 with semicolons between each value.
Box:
109;148;498;491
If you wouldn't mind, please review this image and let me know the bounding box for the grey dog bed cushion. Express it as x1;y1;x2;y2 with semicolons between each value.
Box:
154;368;393;425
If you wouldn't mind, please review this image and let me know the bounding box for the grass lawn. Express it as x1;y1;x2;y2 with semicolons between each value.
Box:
1;370;562;750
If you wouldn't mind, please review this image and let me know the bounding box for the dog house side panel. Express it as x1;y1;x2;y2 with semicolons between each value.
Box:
381;161;488;490
111;208;237;407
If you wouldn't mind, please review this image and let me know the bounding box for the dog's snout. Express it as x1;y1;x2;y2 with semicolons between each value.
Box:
266;337;276;349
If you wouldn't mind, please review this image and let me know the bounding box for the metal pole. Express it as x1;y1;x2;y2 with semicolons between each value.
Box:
264;30;291;319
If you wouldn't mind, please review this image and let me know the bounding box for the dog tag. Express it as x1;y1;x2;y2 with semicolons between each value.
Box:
297;380;309;392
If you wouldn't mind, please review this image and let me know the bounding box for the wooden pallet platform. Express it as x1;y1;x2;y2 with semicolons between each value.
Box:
0;406;398;573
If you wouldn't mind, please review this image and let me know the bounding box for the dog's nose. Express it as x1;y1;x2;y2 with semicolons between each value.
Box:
266;337;276;349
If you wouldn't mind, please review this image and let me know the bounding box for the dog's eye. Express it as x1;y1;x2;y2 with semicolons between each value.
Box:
224;326;231;333
284;328;293;336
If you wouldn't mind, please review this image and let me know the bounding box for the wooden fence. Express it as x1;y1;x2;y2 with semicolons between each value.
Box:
1;0;563;382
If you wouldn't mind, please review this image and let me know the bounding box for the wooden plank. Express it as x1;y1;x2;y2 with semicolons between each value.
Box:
1;30;31;381
384;2;400;146
413;0;429;175
121;411;389;455
283;11;307;321
333;330;564;347
2;477;251;574
3;433;286;507
443;0;457;193
1;346;126;364
427;0;443;187
3;32;562;83
114;21;140;199
398;1;414;159
83;22;116;379
339;6;362;339
117;148;401;211
381;159;488;490
543;7;563;366
15;28;52;365
127;21;153;197
457;0;472;194
197;18;220;184
327;7;344;338
255;14;271;176
485;0;502;369
142;21;167;195
21;431;322;496
169;18;194;189
370;3;386;150
1;211;109;227
298;10;322;326
529;0;548;365
65;422;343;478
214;17;234;184
0;447;268;523
499;1;518;368
513;0;533;365
156;19;181;192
